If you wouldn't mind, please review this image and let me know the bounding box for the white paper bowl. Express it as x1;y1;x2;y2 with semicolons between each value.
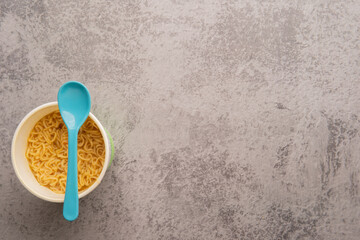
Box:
11;102;111;203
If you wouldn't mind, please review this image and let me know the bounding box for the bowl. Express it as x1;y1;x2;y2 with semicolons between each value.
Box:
11;102;114;203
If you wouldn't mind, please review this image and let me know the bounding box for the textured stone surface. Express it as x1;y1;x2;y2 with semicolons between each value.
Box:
1;0;360;239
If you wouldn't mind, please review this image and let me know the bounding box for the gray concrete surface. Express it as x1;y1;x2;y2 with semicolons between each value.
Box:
1;0;360;239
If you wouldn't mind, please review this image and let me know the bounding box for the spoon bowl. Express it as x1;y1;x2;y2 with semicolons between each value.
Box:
58;82;91;130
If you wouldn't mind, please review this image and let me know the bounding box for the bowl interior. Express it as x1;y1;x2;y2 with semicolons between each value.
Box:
12;102;109;202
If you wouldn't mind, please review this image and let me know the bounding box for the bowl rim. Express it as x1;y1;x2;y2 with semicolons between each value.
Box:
11;101;110;203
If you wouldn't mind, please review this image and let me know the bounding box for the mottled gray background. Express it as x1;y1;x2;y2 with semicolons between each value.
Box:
1;0;360;239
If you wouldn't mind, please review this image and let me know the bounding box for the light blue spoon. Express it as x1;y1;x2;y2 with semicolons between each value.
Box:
57;81;91;221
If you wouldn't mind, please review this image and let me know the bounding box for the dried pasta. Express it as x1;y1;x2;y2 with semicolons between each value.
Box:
26;110;105;193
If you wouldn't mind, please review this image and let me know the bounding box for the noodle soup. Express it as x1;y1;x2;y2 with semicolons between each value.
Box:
12;102;112;202
26;111;105;194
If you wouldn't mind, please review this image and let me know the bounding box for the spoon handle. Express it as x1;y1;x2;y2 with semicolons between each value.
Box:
63;129;79;221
